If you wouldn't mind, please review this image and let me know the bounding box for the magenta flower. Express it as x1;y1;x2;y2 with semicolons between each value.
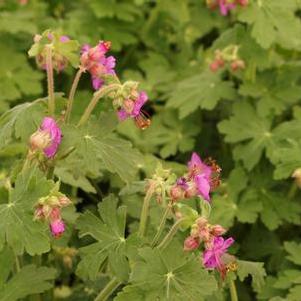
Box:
203;236;234;270
50;219;65;238
118;91;148;121
80;41;116;90
187;153;213;201
218;0;236;15
40;117;62;158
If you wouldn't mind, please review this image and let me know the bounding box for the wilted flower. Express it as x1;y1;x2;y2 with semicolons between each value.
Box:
80;41;116;90
30;117;62;158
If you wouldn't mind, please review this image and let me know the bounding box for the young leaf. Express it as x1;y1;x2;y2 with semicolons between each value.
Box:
284;242;301;265
237;260;266;293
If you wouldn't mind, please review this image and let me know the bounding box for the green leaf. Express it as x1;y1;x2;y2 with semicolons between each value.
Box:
0;247;14;286
0;265;56;301
287;285;301;301
76;195;130;281
238;0;301;49
167;71;236;118
284;242;301;265
274;270;301;289
237;260;266;293
130;243;217;300
0;100;45;149
218;102;272;170
0;168;54;255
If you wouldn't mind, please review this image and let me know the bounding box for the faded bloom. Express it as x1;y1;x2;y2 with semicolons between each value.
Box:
80;41;116;90
50;219;65;238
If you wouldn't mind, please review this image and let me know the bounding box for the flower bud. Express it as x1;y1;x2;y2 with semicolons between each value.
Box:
196;217;208;228
231;59;245;72
50;219;65;238
237;0;248;6
211;224;226;236
292;168;301;188
29;131;51;152
49;207;61;221
210;60;220;72
59;196;72;207
184;236;200;251
169;185;184;201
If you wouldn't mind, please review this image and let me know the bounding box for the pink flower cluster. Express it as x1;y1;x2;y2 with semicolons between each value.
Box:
207;0;248;15
30;117;62;158
170;153;221;202
183;217;235;279
34;195;71;238
80;41;116;90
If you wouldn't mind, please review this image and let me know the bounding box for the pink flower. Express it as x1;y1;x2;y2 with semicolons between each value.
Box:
80;41;116;90
117;91;151;129
203;236;234;270
184;236;200;251
40;117;62;158
218;0;236;15
50;219;65;238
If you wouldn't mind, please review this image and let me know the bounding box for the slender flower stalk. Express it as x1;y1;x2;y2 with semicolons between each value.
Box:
138;184;155;237
229;280;238;301
45;45;55;116
157;218;185;250
77;84;120;126
94;277;121;301
151;203;172;247
65;68;84;122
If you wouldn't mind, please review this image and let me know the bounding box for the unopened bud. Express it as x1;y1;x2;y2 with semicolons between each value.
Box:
231;59;245;72
59;196;72;207
169;185;184;201
184;236;200;251
29;131;51;152
211;224;226;236
34;34;42;43
196;217;208;227
292;168;301;188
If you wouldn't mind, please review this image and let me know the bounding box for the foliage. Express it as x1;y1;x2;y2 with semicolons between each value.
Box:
0;0;301;300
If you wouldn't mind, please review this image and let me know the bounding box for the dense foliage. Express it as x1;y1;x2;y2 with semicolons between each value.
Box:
0;1;301;300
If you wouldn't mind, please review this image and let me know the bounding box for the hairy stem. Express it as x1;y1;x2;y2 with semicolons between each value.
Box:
138;184;155;237
151;204;171;247
77;84;120;126
229;280;238;301
45;45;55;116
157;218;184;250
94;277;121;301
65;68;84;122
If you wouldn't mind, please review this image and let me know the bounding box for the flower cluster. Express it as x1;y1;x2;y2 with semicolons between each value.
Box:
34;190;71;238
31;31;74;72
30;117;62;158
184;217;235;279
170;153;221;202
207;0;248;16
209;46;245;73
80;41;116;90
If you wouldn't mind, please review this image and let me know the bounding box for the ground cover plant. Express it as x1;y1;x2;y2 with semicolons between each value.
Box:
0;0;301;300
